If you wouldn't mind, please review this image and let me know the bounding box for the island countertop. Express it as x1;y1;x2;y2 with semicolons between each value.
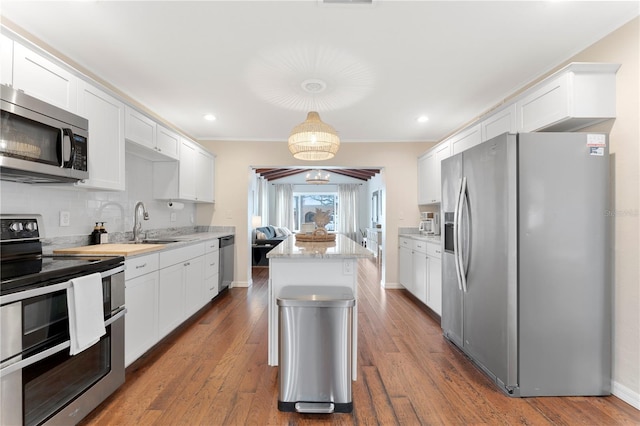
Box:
267;234;373;259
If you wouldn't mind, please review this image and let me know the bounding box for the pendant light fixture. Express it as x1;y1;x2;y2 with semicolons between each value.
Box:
305;170;330;184
288;111;340;161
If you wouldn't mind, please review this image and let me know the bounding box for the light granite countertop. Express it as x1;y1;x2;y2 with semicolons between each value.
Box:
399;233;442;244
47;230;234;257
267;234;373;259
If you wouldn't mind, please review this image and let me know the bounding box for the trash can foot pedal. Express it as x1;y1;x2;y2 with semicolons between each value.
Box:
278;401;353;413
295;402;334;413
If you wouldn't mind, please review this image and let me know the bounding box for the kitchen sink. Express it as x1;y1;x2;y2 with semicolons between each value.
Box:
129;238;195;244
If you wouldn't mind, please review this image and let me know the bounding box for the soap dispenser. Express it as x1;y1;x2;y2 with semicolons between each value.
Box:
99;222;109;244
91;223;101;245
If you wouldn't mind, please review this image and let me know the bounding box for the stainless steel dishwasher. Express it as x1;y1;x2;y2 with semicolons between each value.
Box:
219;235;234;292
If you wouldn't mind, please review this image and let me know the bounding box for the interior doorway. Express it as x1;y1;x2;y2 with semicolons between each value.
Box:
246;167;386;287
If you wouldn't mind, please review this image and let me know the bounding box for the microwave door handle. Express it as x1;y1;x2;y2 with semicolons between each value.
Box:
61;128;76;168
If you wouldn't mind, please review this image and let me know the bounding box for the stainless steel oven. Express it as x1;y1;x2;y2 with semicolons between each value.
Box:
0;215;125;426
0;84;89;184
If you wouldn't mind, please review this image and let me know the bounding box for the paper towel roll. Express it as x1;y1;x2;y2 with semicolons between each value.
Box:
167;201;184;210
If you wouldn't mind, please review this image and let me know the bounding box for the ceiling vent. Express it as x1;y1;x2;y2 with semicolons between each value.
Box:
322;0;375;5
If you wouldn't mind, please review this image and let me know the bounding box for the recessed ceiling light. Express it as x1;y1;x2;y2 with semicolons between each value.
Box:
417;115;429;123
204;114;216;121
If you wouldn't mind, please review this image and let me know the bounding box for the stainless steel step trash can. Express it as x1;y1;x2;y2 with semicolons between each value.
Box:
277;285;355;413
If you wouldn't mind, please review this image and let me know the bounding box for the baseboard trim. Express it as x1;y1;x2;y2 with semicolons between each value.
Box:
231;281;250;288
383;281;404;289
612;380;640;410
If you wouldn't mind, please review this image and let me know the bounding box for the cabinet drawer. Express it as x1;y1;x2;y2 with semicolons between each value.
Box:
205;239;219;253
125;253;159;280
412;240;427;253
426;242;442;259
159;243;205;268
205;274;219;300
205;251;218;278
399;237;412;249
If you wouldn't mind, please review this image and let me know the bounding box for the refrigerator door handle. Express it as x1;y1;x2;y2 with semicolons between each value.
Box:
453;177;466;291
457;177;468;293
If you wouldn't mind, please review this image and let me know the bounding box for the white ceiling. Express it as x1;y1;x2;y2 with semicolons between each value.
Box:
1;1;638;143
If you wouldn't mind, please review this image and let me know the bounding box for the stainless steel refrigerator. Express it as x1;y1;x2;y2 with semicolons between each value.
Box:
441;132;611;397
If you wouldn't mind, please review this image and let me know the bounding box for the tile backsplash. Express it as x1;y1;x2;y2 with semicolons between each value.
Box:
0;153;197;239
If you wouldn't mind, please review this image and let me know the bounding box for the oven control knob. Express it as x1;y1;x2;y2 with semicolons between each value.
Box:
9;222;24;232
25;222;38;232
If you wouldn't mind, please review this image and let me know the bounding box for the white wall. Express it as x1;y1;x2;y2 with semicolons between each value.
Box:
0;152;196;240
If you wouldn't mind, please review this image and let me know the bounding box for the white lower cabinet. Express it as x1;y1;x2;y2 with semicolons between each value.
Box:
184;255;205;317
158;262;186;339
398;237;442;315
204;239;220;300
398;237;413;292
412;241;428;304
158;243;205;339
125;240;221;366
124;253;159;367
426;241;442;315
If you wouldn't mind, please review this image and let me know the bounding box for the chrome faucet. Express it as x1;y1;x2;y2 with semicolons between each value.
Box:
133;201;149;243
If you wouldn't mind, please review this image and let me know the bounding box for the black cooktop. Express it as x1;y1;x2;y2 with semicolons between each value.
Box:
1;254;124;296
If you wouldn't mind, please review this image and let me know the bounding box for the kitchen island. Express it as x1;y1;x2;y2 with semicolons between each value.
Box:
266;234;373;380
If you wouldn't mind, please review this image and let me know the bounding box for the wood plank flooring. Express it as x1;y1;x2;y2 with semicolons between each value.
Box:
82;260;640;425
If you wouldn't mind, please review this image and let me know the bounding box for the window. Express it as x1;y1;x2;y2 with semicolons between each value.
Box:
293;193;338;232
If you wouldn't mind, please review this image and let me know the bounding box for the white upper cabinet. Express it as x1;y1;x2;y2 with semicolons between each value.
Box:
125;106;155;149
418;140;451;205
178;139;197;200
417;151;434;205
75;81;125;191
156;125;180;160
12;43;78;112
125;106;179;161
450;124;481;156
481;104;516;142
153;138;215;203
196;146;215;203
515;63;619;132
1;34;13;86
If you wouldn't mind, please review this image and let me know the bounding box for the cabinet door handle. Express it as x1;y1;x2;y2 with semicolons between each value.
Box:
136;263;147;269
184;262;190;266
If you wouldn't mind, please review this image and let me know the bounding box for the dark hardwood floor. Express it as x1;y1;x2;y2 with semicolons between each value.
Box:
82;260;640;425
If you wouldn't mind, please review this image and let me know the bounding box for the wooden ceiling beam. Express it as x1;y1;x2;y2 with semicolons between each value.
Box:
254;168;380;181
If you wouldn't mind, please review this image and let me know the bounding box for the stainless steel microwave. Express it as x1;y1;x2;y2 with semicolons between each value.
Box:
0;84;89;183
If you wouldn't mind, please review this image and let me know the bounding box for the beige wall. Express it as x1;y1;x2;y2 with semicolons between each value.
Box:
568;17;639;403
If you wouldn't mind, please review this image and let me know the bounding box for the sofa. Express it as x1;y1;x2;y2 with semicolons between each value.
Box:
254;225;292;246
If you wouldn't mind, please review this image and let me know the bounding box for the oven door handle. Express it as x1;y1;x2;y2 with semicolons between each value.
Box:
1;341;70;378
0;307;126;378
105;307;127;327
0;265;125;305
